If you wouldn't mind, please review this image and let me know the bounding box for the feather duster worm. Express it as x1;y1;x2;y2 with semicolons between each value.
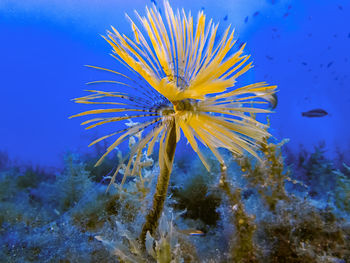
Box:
70;1;276;246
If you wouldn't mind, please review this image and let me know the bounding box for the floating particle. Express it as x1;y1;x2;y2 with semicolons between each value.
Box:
338;5;343;10
272;28;278;32
201;6;205;10
302;62;307;66
223;15;228;21
327;61;334;68
283;12;289;18
266;55;274;60
253;11;260;17
333;34;337;38
244;16;249;23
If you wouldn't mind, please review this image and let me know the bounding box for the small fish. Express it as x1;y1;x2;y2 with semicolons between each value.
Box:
283;12;289;18
272;28;278;32
179;229;205;236
302;62;307;66
266;55;274;60
327;61;334;68
253;11;260;17
223;15;228;21
302;109;328;118
288;5;292;10
338;5;343;11
244;16;249;23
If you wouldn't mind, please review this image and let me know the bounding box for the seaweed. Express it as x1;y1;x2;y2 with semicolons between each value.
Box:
258;200;349;262
171;169;222;227
235;137;290;212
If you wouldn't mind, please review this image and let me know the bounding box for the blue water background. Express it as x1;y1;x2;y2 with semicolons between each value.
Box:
0;0;349;168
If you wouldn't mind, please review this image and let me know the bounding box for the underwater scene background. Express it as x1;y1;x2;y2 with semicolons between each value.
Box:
1;0;349;262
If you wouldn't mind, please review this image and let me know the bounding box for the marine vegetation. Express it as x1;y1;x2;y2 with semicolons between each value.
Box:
70;0;276;248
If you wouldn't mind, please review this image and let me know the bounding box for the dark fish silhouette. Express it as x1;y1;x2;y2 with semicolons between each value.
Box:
223;15;228;21
253;11;260;17
244;16;249;23
302;109;328;117
327;61;334;68
237;42;244;49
